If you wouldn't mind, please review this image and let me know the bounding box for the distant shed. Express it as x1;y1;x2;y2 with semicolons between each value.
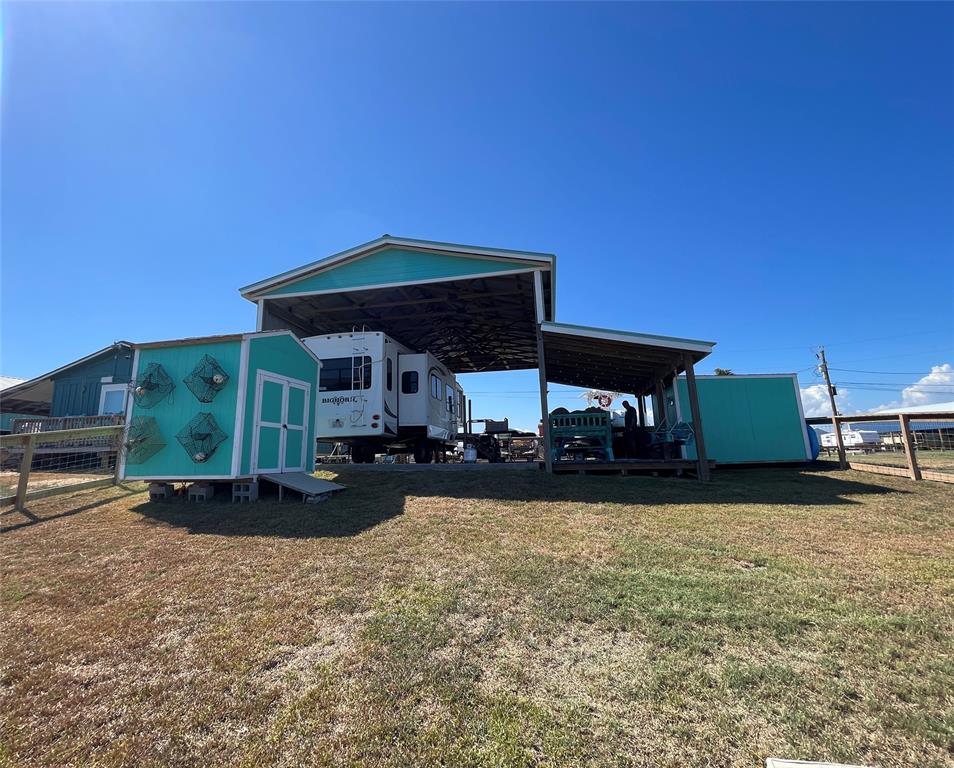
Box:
669;374;812;464
0;342;134;421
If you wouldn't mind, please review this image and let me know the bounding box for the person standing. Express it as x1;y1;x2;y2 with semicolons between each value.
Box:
622;400;639;458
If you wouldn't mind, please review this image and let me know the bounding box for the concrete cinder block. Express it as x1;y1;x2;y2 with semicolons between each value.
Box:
187;483;214;502
232;481;259;503
148;483;174;501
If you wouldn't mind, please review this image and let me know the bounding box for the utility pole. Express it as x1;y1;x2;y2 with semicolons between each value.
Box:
817;347;847;469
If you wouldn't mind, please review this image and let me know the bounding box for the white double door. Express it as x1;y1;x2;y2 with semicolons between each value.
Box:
252;372;310;474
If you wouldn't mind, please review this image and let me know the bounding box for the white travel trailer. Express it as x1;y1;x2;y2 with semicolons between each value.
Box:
302;331;465;463
820;429;881;450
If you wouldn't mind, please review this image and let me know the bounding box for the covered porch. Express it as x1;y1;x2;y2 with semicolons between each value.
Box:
538;321;715;480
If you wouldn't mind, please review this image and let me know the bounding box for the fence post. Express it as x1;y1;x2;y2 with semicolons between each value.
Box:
15;434;35;512
898;414;922;481
113;444;123;485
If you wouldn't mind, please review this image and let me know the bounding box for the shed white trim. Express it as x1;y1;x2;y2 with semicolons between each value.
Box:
230;338;251;477
117;348;140;481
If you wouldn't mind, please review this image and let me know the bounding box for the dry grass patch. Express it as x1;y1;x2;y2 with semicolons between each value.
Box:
1;467;952;767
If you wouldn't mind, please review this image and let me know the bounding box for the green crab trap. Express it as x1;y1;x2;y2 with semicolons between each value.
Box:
133;363;175;408
123;416;166;464
175;412;227;464
183;354;230;403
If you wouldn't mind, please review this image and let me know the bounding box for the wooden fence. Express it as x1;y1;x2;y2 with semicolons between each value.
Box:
0;425;125;511
806;412;954;484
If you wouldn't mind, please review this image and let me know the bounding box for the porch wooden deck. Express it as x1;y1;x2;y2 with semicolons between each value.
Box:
551;458;713;476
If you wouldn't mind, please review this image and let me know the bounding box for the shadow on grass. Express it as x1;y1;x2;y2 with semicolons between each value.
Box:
130;481;407;539
128;466;905;540
0;484;146;533
326;465;906;507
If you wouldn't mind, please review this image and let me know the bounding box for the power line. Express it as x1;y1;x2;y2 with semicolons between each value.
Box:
829;348;954;365
829;368;947;375
833;380;953;387
718;329;952;354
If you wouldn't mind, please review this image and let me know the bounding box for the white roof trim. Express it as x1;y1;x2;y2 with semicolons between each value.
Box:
686;373;799;379
253;267;540;301
240;235;555;299
541;322;715;355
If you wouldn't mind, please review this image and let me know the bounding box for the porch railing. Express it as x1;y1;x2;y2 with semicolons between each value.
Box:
11;414;124;434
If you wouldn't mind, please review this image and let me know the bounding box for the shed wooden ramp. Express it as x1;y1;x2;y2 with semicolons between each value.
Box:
259;472;346;503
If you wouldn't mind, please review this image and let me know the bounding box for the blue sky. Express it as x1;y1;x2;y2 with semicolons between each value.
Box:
3;2;952;429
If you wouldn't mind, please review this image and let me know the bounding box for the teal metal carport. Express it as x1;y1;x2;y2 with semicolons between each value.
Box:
241;235;715;478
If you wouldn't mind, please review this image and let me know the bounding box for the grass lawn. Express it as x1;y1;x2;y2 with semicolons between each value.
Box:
1;467;951;767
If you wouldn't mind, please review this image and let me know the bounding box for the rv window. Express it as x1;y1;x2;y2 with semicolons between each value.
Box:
430;373;443;400
386;358;393;391
401;371;418;394
319;356;372;391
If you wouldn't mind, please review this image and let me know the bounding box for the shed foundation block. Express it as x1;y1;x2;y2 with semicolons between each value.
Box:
148;483;174;502
232;481;259;503
188;483;215;502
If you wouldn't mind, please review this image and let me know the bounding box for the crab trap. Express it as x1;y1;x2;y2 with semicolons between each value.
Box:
183;354;230;403
123;416;166;464
175;412;227;463
133;363;175;408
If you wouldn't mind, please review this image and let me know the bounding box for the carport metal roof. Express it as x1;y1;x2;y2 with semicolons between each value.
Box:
541;322;715;395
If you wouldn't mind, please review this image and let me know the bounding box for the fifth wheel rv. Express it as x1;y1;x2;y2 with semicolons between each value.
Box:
303;331;465;463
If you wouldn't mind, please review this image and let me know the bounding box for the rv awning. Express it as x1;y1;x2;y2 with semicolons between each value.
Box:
541;322;715;395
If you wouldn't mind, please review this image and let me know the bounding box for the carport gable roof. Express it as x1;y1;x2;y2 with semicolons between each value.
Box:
541;322;715;395
240;235;556;310
242;236;557;374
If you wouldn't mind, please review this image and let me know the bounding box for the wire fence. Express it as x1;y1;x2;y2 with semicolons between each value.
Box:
810;414;954;482
0;425;124;510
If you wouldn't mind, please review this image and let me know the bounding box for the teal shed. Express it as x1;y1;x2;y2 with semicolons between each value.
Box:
663;374;812;465
120;331;320;482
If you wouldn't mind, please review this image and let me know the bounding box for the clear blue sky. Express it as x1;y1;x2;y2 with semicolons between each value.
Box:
3;2;952;428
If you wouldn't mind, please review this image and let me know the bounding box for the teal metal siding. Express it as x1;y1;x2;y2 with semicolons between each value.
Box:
676;376;810;464
259;247;535;298
240;334;320;475
124;341;242;479
51;347;133;417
